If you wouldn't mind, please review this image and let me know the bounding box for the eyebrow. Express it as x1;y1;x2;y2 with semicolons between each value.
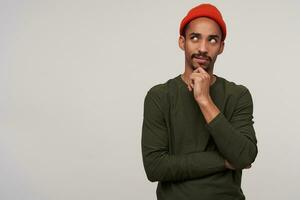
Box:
189;32;201;37
208;35;220;39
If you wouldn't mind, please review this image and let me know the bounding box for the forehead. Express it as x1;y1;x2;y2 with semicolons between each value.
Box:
186;17;222;36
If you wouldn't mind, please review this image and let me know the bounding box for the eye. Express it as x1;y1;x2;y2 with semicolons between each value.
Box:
209;38;217;44
191;36;198;41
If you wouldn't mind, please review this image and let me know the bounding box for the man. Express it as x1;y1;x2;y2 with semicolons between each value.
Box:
141;3;258;200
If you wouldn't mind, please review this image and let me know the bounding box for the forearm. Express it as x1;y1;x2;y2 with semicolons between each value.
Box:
142;89;229;183
197;92;258;170
205;112;258;169
142;147;226;182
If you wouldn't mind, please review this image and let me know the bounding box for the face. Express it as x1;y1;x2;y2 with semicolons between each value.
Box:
179;17;225;73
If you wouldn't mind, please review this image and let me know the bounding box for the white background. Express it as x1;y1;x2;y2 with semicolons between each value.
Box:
1;0;300;199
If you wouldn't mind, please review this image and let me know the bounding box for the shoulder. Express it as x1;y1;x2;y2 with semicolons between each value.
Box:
217;76;254;115
219;76;252;99
144;78;168;111
146;76;177;99
147;82;169;98
144;76;177;111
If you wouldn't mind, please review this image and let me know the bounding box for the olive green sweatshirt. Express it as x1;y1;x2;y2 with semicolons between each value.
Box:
141;74;258;200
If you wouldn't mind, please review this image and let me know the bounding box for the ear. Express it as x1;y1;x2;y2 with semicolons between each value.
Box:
218;41;225;55
178;35;185;51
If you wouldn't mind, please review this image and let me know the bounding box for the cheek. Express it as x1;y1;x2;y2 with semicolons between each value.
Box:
210;47;221;57
185;42;196;50
183;46;192;56
187;51;194;59
185;42;201;57
186;45;196;56
184;51;191;60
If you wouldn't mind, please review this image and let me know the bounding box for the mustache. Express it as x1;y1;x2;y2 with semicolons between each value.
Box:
192;53;212;61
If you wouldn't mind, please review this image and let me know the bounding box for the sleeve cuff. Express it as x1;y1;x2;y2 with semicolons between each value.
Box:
206;112;224;129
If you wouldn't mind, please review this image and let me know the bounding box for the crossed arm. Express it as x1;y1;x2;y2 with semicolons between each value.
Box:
141;89;258;182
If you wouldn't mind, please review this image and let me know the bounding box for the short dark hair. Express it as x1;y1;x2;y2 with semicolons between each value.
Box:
181;23;190;38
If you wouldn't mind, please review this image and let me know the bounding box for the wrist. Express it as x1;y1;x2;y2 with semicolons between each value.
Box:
197;97;220;123
196;96;213;107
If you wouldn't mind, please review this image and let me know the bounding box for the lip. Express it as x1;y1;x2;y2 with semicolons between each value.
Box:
193;57;208;64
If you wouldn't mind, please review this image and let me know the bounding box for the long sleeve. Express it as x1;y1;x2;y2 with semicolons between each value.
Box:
206;88;258;170
142;90;226;182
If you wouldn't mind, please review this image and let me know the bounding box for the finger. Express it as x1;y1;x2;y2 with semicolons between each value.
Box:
196;67;208;74
193;67;203;73
192;71;211;83
189;80;194;89
190;74;205;84
187;80;192;91
189;73;200;82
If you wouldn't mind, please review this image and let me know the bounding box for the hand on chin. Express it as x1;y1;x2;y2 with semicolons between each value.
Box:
194;63;209;72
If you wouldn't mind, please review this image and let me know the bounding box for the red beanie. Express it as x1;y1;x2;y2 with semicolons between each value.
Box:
179;3;227;41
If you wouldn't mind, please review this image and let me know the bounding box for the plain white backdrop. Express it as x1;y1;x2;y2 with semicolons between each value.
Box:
1;0;300;199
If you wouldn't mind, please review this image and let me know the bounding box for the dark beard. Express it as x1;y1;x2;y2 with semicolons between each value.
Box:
191;52;212;72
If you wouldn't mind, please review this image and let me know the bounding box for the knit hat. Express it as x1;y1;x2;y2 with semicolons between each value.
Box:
179;3;227;41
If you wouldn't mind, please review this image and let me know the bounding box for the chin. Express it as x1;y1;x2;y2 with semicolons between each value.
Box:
193;64;209;72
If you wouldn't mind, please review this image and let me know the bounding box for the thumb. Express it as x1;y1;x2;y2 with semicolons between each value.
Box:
194;67;207;74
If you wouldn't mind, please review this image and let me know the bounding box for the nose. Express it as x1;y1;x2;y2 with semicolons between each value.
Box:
198;40;208;53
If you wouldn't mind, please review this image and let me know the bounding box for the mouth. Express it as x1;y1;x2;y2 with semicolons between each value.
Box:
193;56;209;64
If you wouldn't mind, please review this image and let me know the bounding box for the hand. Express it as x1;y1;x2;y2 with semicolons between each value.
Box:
188;67;212;104
225;160;252;170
